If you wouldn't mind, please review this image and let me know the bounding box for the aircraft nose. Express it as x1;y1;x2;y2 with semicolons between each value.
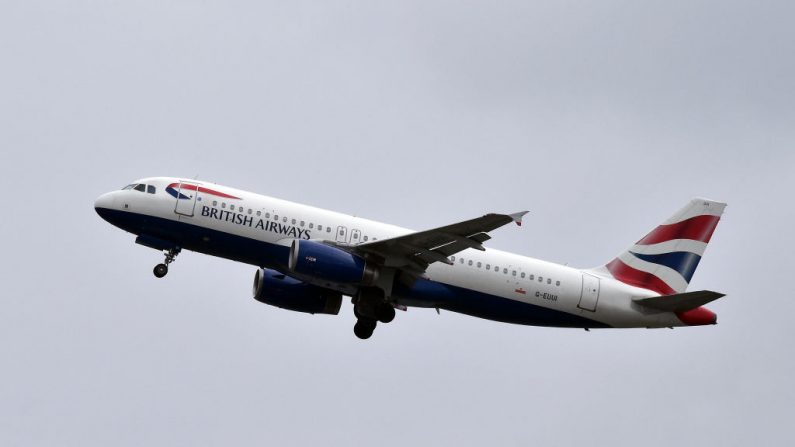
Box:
94;192;116;219
95;192;114;209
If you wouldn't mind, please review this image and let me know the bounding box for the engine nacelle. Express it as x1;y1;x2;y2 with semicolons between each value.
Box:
252;268;342;315
288;239;378;285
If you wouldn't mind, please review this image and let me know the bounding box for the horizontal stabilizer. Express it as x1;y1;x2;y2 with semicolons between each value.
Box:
633;290;725;312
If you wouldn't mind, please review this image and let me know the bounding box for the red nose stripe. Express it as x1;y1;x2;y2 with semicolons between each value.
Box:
168;183;241;200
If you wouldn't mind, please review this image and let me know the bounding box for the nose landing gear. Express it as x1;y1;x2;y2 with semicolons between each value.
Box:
153;247;181;278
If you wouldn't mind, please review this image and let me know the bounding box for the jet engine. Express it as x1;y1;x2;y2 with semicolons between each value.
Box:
288;240;378;285
252;268;342;315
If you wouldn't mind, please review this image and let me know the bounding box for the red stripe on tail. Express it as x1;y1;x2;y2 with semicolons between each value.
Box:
605;258;676;295
636;215;720;245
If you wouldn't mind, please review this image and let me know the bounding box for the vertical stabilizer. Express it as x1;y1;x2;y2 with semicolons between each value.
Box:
596;198;726;295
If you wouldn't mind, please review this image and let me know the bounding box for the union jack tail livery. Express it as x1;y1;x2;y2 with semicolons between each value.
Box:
602;198;726;296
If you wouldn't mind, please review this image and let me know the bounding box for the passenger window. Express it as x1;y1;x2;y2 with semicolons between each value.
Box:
326;227;331;233
309;223;314;229
477;262;482;268
529;275;534;280
248;209;252;215
300;221;305;227
318;225;322;231
451;256;456;262
460;258;464;264
213;201;218;207
239;206;244;212
147;185;156;194
256;211;261;216
222;203;226;209
503;268;508;274
134;184;146;192
292;219;296;225
363;236;368;242
495;266;499;273
521;272;526;279
556;281;560;286
547;279;552;284
468;260;473;266
486;264;490;270
512;270;517;276
538;277;543;282
283;217;287;223
265;213;270;219
274;214;278;220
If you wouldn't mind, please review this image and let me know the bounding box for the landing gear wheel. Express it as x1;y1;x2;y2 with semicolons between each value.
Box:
153;247;180;278
153;263;168;278
353;318;377;340
376;304;396;324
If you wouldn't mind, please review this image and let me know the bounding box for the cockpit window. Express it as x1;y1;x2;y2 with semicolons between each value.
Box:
134;184;146;192
147;185;156;194
122;184;135;190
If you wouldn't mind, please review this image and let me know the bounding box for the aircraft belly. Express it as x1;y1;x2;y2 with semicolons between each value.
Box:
392;278;610;328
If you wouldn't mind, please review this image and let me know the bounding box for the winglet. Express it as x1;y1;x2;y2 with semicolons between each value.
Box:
509;211;530;226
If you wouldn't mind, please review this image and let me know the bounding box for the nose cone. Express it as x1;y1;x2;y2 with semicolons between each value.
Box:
94;192;117;221
676;307;718;326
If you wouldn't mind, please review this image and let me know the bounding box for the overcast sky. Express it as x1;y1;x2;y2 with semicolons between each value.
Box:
1;1;794;445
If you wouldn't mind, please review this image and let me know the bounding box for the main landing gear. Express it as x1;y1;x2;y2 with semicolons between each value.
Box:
352;288;397;340
153;247;181;278
353;318;378;340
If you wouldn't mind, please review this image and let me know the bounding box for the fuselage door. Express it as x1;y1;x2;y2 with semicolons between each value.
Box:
350;229;361;245
336;226;348;243
174;181;199;217
578;273;601;312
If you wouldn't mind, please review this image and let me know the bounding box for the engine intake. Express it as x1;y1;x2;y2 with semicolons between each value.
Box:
252;268;342;315
288;240;378;285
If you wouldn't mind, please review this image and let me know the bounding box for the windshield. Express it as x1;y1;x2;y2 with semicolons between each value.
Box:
121;183;156;194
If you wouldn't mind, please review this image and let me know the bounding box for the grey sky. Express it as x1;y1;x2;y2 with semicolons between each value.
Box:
1;1;793;445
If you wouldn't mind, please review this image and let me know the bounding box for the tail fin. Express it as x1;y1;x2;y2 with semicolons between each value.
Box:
597;198;726;295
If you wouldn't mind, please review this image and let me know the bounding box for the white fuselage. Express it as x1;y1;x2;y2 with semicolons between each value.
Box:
95;177;688;329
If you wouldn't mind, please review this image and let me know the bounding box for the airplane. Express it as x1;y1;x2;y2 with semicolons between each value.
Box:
94;177;726;339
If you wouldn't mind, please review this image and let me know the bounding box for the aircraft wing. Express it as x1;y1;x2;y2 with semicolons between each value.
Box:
346;211;529;274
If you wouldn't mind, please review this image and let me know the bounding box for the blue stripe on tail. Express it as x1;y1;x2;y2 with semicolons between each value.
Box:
629;251;702;283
